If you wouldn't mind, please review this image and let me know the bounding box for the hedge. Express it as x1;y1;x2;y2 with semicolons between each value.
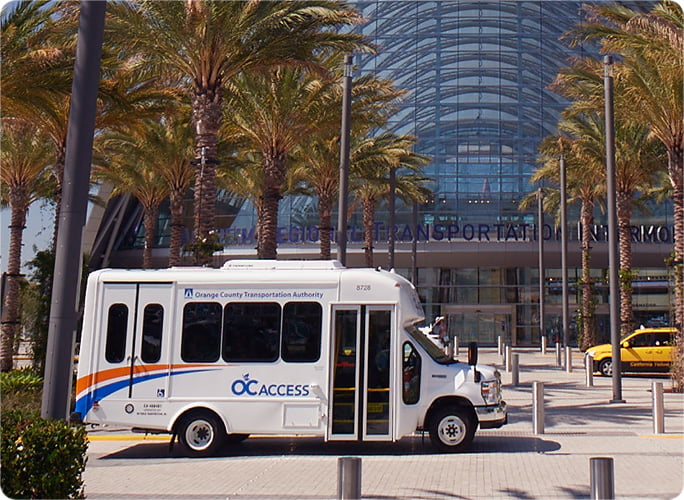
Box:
1;409;89;499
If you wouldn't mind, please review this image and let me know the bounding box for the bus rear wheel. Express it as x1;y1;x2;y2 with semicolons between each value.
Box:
177;411;225;457
428;406;475;452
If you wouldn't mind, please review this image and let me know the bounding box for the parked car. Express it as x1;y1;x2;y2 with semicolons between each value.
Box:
586;327;675;376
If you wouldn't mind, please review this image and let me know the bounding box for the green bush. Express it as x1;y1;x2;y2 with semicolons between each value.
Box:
1;410;89;499
1;368;43;394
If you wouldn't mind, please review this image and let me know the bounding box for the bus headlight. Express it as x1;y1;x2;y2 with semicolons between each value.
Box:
481;373;501;405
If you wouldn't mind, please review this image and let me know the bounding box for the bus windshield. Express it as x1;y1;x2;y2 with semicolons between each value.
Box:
405;322;457;365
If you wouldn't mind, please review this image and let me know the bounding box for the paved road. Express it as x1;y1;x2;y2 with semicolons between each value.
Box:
83;348;684;499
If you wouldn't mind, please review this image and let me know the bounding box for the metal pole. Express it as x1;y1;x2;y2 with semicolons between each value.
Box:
498;335;503;356
560;154;569;348
505;344;512;373
533;381;544;434
41;1;106;421
336;54;353;266
604;55;624;403
541;336;547;354
454;335;459;357
388;166;396;270
538;189;546;348
652;381;664;434
556;342;562;367
586;353;594;387
338;456;362;500
411;201;418;282
590;457;615;500
512;354;520;386
565;346;573;373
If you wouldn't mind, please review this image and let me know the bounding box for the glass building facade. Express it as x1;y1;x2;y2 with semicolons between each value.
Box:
100;1;673;346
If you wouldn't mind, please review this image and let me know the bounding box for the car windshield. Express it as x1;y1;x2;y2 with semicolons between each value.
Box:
406;322;457;365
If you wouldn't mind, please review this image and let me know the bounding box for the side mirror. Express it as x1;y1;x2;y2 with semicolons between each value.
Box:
621;341;630;348
468;341;478;366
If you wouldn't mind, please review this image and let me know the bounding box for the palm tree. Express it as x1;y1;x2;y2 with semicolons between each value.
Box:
525;129;605;350
349;133;431;267
551;56;669;336
567;1;683;352
94;132;172;269
132;114;196;267
108;0;369;263
0;119;55;371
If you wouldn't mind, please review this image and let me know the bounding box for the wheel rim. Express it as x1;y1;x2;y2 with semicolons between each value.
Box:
437;415;467;446
601;360;613;376
185;419;214;451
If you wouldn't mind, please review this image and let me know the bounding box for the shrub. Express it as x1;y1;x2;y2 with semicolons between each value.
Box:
1;409;89;499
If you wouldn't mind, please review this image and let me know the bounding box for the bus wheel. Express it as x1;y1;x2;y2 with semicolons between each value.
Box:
177;411;225;457
599;358;612;376
428;406;475;452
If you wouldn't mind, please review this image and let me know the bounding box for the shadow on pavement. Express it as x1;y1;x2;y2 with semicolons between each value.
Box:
98;434;560;460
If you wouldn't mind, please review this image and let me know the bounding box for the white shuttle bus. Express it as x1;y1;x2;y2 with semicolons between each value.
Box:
74;260;507;456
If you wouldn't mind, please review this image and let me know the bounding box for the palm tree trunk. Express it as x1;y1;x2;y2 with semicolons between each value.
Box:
1;187;29;371
616;190;634;337
317;192;334;260
580;199;596;351
667;146;684;392
362;197;376;267
142;205;158;269
191;89;222;265
260;151;287;260
168;190;185;267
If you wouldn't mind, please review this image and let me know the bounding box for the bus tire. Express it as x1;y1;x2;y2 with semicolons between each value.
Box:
428;406;475;452
177;410;225;457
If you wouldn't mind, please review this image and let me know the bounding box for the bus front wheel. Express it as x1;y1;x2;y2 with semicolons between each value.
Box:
177;411;225;457
428;406;475;452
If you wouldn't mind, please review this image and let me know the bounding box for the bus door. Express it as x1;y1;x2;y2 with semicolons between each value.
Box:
98;282;173;402
328;305;393;441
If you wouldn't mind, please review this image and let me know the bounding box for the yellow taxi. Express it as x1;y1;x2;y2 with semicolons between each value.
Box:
586;327;675;376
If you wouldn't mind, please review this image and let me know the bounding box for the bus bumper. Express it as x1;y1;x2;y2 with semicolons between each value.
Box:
476;401;507;429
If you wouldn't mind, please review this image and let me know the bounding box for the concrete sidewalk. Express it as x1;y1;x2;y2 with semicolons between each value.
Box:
82;348;684;499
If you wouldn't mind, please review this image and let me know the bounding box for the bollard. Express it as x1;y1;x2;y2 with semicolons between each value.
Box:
565;346;573;373
505;345;512;373
512;353;519;386
652;381;664;434
590;457;615;500
585;353;594;387
454;336;459;357
498;336;503;355
555;342;562;367
541;336;547;354
338;457;362;500
533;381;544;434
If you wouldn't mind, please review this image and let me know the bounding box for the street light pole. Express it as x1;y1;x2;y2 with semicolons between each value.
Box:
337;54;353;266
388;166;396;269
560;153;569;349
604;55;624;403
538;188;546;348
42;1;106;420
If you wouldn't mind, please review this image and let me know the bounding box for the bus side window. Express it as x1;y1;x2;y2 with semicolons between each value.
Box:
402;342;421;405
282;302;322;362
141;304;163;363
223;302;280;362
105;304;128;363
181;302;221;362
